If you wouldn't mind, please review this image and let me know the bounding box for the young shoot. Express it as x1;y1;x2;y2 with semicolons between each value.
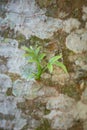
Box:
22;46;67;80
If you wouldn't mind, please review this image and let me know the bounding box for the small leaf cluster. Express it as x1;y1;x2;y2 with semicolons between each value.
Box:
22;46;67;80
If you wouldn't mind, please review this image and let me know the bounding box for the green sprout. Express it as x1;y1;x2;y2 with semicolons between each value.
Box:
22;46;67;80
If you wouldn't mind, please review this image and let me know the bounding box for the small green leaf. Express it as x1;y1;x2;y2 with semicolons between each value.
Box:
39;53;46;61
23;53;30;57
22;45;68;79
35;46;41;55
30;46;33;50
28;59;35;63
49;55;62;64
47;63;53;73
55;61;68;73
27;73;35;79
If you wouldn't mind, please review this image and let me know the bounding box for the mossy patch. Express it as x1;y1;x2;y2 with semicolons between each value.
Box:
29;35;50;46
0;113;15;120
36;119;52;130
0;56;8;65
18;35;50;48
15;33;26;43
61;84;81;101
36;0;87;20
5;72;21;82
0;27;15;38
0;0;8;18
6;88;13;96
68;120;84;130
44;108;50;115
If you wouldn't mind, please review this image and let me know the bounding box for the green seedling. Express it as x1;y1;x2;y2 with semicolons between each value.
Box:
22;46;67;80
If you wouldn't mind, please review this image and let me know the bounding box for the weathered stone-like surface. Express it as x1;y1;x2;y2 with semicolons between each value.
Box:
81;87;87;104
83;6;87;14
44;94;87;130
46;94;75;111
3;0;63;39
0;74;12;93
0;0;87;130
13;80;58;99
52;111;74;130
82;6;87;21
0;38;26;75
13;79;35;99
52;67;69;85
66;29;87;53
73;101;87;120
0;95;27;130
63;18;81;33
44;94;76;130
83;121;87;130
75;56;87;71
52;73;69;85
0;64;7;73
